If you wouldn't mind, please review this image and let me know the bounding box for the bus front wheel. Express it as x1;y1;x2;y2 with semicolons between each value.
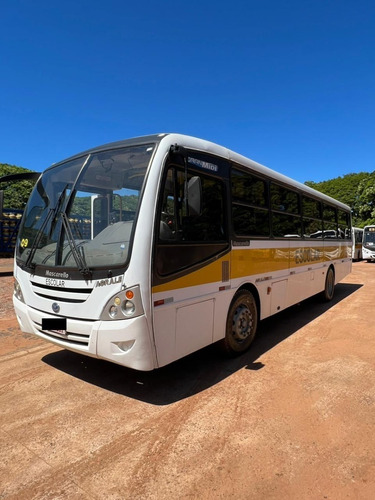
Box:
222;290;258;355
322;267;335;302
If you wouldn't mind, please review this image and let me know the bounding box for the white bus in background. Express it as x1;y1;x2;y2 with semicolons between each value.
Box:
352;227;364;261
13;134;352;371
362;225;375;262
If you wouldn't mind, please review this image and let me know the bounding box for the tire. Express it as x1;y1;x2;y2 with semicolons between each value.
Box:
222;290;258;355
322;267;335;302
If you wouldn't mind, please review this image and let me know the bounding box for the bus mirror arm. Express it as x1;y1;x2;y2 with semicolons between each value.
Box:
170;143;188;157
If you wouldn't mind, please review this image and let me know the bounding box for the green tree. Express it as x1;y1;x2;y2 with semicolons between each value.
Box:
0;163;37;210
305;172;375;227
305;172;370;209
355;172;375;226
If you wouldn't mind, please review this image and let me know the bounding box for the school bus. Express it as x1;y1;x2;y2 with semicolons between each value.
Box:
13;134;352;370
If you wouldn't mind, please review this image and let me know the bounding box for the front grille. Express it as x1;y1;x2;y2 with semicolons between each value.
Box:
30;281;93;303
33;320;91;347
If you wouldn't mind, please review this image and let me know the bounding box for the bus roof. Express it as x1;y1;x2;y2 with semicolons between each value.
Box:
47;133;351;212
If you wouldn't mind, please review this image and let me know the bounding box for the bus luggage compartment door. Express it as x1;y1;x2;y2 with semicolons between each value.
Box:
270;280;288;315
175;299;214;359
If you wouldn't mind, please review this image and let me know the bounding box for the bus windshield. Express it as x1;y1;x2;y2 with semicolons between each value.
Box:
364;228;375;246
16;144;155;272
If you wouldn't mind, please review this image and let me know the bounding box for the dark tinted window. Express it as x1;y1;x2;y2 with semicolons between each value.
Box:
304;219;322;237
156;163;229;276
270;184;300;215
231;167;270;237
338;210;351;239
272;213;302;238
322;204;338;238
323;204;337;223
338;210;349;225
232;169;267;207
232;205;270;237
159;168;226;243
302;196;321;219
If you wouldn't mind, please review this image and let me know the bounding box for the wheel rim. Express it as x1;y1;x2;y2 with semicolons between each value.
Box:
232;303;253;343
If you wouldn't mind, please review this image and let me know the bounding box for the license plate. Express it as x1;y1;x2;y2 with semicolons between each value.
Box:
42;318;67;331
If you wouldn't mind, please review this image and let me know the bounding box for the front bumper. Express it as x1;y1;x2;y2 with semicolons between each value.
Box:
13;298;156;371
363;248;375;261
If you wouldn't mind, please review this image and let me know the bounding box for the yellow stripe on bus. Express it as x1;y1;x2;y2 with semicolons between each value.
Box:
231;248;290;278
152;244;351;294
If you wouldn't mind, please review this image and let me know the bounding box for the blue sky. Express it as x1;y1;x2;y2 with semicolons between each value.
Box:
1;0;375;183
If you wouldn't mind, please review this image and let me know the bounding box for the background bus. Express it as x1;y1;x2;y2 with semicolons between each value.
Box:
352;227;364;261
13;134;352;370
362;225;375;262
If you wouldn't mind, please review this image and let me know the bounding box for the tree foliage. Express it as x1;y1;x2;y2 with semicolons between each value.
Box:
71;195;139;217
305;171;375;227
355;173;375;226
0;163;37;211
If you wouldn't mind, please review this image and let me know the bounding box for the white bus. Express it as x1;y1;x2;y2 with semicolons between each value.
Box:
13;134;352;370
362;225;375;262
352;227;364;261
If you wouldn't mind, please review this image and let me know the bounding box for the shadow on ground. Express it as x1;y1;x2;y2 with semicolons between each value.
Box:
43;282;362;405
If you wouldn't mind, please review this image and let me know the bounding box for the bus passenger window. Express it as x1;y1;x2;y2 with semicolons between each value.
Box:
231;167;270;237
302;196;322;237
232;205;269;237
159;167;226;243
271;184;299;214
304;218;322;237
272;213;302;238
323;204;338;238
232;169;267;207
270;184;301;237
302;196;321;219
156;165;229;276
338;210;351;239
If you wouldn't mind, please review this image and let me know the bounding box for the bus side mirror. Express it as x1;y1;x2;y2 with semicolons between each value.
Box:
187;176;202;216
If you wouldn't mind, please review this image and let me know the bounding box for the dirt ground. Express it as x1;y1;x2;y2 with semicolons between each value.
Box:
1;258;375;499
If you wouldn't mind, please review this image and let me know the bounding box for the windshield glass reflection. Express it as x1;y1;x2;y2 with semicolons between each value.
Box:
17;144;155;271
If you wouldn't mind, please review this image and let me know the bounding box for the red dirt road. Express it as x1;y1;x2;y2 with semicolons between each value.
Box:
1;259;375;499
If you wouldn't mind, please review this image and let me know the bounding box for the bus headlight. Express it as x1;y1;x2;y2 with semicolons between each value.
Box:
100;285;144;321
122;300;135;316
14;279;25;303
109;305;118;318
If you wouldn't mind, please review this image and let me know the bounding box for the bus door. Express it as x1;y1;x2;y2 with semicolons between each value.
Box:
152;151;230;367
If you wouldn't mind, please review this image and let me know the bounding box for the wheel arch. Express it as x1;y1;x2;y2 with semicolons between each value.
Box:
235;282;261;320
220;282;259;356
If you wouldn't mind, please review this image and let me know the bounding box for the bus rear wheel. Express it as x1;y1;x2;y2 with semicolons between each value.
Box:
222;290;258;355
322;267;335;302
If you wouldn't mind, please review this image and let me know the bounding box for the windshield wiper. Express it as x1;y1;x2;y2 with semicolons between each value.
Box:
24;208;54;271
61;213;91;278
24;186;69;271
